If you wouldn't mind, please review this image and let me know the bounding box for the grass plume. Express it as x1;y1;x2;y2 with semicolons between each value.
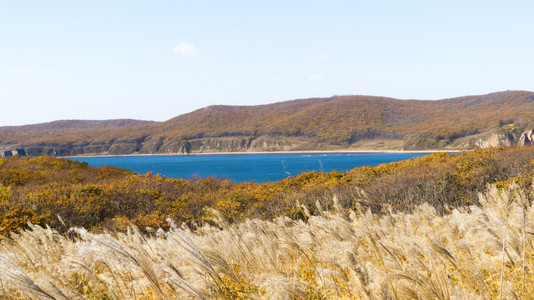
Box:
0;183;534;298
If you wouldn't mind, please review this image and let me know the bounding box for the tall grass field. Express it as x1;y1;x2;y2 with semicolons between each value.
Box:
1;183;533;299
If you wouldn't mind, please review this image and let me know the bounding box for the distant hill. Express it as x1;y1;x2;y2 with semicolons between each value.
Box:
2;90;534;156
0;119;154;134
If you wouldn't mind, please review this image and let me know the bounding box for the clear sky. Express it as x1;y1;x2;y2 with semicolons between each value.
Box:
1;0;533;126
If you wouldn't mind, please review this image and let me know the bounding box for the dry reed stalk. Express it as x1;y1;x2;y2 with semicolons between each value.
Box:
499;197;509;300
0;184;533;298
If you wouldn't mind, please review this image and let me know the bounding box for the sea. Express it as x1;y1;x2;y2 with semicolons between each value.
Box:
72;152;435;183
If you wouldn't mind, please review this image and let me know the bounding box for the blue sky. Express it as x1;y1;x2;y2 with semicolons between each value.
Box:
1;1;533;126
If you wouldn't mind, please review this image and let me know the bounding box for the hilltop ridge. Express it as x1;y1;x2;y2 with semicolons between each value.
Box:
1;90;534;156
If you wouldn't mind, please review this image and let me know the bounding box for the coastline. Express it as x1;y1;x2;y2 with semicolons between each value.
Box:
62;149;462;159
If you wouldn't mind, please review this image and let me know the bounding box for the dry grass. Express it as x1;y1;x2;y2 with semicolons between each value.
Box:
0;184;533;299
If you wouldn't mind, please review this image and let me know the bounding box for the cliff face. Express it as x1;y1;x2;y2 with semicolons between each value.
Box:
475;133;513;148
519;130;534;146
15;130;530;156
445;128;514;150
3;91;534;156
17;136;329;155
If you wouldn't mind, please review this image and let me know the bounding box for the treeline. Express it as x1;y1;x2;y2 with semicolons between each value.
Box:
1;146;534;235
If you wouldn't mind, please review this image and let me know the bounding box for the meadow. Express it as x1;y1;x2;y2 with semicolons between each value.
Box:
1;146;534;298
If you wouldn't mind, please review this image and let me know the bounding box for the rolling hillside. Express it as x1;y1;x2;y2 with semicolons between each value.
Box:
1;90;534;156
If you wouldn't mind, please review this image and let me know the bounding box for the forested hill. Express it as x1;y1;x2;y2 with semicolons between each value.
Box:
2;90;534;156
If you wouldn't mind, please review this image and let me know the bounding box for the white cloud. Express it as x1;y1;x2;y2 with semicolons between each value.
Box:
273;75;289;82
309;54;329;60
173;42;199;57
308;73;324;82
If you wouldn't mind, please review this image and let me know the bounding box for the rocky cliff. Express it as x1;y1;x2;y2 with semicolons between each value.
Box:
519;130;534;146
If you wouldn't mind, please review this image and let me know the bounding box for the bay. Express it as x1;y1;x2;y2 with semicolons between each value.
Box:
72;152;434;183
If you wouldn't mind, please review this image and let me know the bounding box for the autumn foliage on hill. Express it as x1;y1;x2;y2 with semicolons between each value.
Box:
2;146;534;236
1;90;534;155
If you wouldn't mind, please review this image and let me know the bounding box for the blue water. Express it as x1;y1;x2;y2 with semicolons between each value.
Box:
72;152;433;183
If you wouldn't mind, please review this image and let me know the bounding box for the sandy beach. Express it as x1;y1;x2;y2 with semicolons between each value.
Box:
62;149;462;159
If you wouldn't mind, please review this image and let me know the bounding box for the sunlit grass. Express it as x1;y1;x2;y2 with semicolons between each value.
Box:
0;184;533;299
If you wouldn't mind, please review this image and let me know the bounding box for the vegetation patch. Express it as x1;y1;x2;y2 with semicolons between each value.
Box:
0;183;533;298
1;146;534;297
1;146;534;235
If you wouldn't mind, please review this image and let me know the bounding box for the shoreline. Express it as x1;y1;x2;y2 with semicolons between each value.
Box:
62;149;462;159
